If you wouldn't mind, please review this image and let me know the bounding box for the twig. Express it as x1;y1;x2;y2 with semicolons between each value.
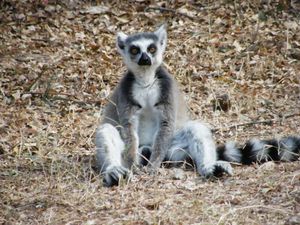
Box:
31;38;51;42
26;91;103;106
250;20;260;44
213;113;300;132
48;96;90;107
144;6;195;20
24;67;48;93
190;3;220;11
217;205;291;225
29;91;74;97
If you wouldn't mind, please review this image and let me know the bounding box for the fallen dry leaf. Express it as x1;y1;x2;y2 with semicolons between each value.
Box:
0;1;299;225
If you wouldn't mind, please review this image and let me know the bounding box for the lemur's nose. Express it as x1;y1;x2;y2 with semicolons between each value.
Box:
138;52;151;66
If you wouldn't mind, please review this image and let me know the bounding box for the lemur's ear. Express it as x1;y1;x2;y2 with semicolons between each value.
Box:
154;24;167;48
116;32;128;54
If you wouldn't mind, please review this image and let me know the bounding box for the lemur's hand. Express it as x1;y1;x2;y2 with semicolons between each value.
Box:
121;121;139;168
146;155;163;174
150;158;162;169
144;163;161;175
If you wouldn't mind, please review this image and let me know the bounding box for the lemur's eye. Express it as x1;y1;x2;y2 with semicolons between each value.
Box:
130;46;140;55
148;44;157;54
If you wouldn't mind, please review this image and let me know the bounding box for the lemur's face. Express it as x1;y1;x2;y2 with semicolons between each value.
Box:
116;25;167;72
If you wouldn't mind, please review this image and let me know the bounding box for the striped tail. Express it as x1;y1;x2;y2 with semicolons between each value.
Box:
217;136;300;164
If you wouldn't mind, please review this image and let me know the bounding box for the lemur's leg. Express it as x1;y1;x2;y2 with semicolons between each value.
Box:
166;121;232;177
95;123;130;187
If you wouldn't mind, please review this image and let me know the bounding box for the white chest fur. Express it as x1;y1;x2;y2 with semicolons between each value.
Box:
132;80;160;108
132;80;161;146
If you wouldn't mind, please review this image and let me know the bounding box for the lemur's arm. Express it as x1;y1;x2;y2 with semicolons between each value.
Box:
118;104;140;168
149;68;175;169
150;103;175;168
117;73;141;168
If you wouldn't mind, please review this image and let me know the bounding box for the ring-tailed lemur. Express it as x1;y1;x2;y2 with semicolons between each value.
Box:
95;25;300;187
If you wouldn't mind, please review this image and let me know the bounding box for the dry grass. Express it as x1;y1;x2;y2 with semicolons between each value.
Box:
1;0;300;224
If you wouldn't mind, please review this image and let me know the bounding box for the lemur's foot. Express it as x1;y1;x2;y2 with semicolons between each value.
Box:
103;165;131;187
213;161;233;177
199;161;233;178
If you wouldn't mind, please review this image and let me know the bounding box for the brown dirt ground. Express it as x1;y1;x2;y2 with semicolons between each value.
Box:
0;1;299;224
